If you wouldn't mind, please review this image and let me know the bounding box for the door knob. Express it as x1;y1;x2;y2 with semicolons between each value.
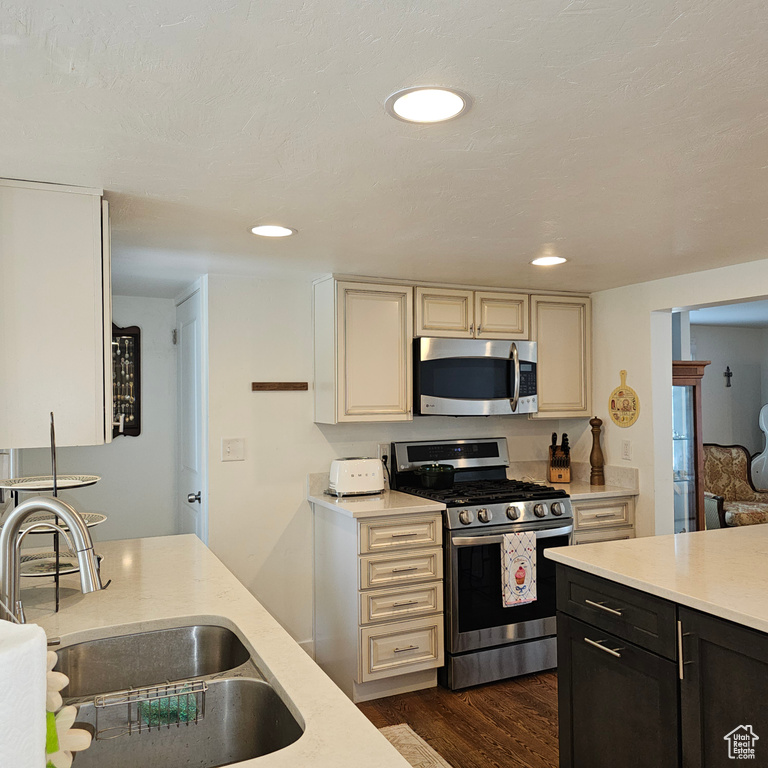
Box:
187;491;201;504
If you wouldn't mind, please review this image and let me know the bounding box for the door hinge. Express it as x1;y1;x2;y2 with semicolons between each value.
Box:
172;329;178;345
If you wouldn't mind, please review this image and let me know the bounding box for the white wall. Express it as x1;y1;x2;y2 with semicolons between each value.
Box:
690;325;765;454
205;274;590;645
19;296;178;542
591;261;768;539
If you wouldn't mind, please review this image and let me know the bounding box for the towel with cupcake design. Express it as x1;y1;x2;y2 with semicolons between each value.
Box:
502;532;537;606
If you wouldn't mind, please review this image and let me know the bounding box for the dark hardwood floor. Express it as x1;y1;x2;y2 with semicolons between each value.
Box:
358;672;559;768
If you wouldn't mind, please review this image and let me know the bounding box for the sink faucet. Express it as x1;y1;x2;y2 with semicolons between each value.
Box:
0;496;103;623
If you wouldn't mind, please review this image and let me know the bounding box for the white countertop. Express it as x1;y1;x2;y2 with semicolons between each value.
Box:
549;480;638;501
307;474;445;518
546;525;768;634
24;534;409;768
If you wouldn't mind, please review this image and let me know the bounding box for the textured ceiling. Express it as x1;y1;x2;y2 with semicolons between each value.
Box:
3;0;768;297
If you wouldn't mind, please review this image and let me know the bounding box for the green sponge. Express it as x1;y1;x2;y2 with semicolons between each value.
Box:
139;690;198;726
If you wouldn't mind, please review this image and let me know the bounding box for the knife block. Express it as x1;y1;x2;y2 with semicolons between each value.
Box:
548;445;571;484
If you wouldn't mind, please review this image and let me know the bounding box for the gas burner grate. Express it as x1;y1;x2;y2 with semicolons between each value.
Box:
396;479;569;507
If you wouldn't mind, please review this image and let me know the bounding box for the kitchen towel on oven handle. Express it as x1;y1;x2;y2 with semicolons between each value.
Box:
501;531;537;607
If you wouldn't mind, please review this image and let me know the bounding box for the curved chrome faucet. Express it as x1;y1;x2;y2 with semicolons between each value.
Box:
0;496;103;623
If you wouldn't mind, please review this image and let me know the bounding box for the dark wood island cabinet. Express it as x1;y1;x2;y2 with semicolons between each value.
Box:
556;564;768;768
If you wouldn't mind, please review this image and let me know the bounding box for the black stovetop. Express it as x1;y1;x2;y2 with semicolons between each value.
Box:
395;478;569;508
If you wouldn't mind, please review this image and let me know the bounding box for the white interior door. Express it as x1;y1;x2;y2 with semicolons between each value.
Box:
176;287;207;541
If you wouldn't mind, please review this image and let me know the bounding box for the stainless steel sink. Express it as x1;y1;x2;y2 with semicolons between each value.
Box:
70;678;303;768
56;624;251;697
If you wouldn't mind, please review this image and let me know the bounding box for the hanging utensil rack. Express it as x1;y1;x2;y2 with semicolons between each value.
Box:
112;324;141;437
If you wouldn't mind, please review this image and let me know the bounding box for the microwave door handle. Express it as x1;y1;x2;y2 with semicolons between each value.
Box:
510;342;520;412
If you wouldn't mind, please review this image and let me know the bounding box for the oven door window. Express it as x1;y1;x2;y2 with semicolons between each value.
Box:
419;357;514;400
455;535;566;633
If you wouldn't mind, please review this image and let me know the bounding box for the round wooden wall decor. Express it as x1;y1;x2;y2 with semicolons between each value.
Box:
608;370;640;428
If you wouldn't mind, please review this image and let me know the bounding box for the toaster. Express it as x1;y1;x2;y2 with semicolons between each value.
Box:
328;457;384;497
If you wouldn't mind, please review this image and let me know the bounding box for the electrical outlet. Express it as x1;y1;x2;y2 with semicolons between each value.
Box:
621;440;632;461
377;443;389;461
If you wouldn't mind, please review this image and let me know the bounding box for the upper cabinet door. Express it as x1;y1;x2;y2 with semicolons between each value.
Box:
314;279;413;424
0;179;110;448
414;288;474;338
338;282;413;422
530;295;592;419
474;292;529;339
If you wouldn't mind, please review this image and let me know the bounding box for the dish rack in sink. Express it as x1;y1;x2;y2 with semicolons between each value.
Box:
93;679;208;740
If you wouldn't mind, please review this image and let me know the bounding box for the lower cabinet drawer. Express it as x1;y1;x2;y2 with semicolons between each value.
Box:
359;548;443;589
360;582;443;625
359;514;442;554
573;497;634;530
359;616;444;682
573;525;635;545
556;565;677;659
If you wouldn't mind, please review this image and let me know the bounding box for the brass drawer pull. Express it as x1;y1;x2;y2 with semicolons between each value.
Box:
585;598;623;616
391;532;419;538
391;566;419;573
394;645;419;653
584;637;622;658
392;600;419;607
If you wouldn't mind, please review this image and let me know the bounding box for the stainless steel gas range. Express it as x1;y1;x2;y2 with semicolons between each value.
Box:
390;437;573;690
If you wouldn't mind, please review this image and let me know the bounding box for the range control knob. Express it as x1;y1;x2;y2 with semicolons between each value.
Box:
458;510;475;526
477;508;493;523
551;502;564;516
533;503;547;518
506;505;521;521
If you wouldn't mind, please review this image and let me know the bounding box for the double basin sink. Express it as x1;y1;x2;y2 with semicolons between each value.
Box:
56;623;303;767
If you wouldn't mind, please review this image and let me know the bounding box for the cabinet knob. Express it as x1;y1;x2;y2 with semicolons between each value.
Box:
187;491;201;504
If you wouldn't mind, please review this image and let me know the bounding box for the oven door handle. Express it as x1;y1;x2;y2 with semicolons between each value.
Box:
450;524;573;547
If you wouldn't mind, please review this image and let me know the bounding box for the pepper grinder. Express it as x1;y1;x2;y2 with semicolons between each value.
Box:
589;416;605;486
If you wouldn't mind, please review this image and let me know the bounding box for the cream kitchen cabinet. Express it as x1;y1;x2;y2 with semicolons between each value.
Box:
314;278;413;423
313;504;445;702
530;294;591;419
414;287;528;339
571;495;636;544
0;179;111;449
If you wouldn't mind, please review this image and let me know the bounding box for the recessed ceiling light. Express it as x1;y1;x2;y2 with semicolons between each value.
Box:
251;225;296;237
385;87;471;124
531;255;567;266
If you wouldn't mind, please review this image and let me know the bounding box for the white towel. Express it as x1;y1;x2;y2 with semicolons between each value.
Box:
0;620;47;768
502;532;537;607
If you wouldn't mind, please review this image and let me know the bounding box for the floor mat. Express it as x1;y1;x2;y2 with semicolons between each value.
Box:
379;723;454;768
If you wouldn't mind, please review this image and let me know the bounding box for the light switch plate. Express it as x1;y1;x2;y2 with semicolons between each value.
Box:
221;438;245;462
621;440;632;461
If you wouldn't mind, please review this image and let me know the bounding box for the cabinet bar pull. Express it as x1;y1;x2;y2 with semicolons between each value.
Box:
391;532;419;538
595;513;617;518
585;598;623;616
677;620;684;680
391;566;419;573
394;645;419;653
584;637;622;658
393;600;419;607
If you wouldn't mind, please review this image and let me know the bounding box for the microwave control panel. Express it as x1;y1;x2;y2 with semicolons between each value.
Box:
519;362;537;397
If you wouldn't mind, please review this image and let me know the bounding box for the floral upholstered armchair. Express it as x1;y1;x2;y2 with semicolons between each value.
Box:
703;443;768;527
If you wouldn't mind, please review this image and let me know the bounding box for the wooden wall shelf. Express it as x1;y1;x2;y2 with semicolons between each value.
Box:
251;382;308;391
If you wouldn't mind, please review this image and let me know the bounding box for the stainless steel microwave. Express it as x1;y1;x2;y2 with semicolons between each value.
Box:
414;338;537;416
